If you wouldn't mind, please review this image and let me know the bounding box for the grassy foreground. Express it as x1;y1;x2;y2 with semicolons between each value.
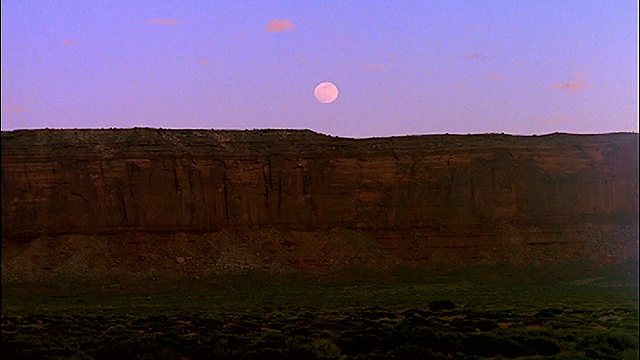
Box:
2;272;639;359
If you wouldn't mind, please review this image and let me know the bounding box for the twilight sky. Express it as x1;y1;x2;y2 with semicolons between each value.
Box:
1;1;638;137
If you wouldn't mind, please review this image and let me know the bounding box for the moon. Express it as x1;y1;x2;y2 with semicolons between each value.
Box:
314;81;339;104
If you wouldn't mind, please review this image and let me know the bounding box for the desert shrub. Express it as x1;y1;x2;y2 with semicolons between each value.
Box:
580;346;619;360
526;334;561;356
535;308;564;317
469;310;509;320
545;315;586;330
388;325;460;355
191;317;225;329
359;310;396;321
216;334;247;351
450;318;499;332
283;324;315;338
427;300;455;312
184;345;237;359
252;332;289;350
576;331;639;359
2;333;80;360
306;339;341;359
92;335;182;360
462;333;528;358
399;314;434;328
494;328;562;357
157;332;191;353
240;344;314;360
400;308;429;317
447;319;476;333
607;331;639;349
622;349;640;360
284;347;317;360
241;348;286;360
473;319;500;332
338;333;385;356
383;343;447;360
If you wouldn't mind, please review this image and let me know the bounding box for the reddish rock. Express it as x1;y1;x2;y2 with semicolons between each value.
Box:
1;129;638;279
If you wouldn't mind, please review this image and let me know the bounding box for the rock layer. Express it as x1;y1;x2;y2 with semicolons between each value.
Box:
1;129;638;279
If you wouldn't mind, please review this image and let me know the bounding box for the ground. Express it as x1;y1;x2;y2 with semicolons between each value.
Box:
2;266;638;359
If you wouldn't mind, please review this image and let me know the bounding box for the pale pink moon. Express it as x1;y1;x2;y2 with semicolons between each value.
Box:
314;82;339;104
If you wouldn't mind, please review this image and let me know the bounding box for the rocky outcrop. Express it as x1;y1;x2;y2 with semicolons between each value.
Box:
1;129;638;279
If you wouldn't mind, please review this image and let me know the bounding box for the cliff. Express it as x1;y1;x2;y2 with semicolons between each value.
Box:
1;129;638;281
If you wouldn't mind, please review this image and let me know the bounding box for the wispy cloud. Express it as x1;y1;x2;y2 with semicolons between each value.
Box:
360;63;388;72
552;81;588;91
145;18;180;26
61;39;74;47
266;19;295;33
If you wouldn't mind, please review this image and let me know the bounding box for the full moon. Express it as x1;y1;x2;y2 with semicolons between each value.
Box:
314;82;339;104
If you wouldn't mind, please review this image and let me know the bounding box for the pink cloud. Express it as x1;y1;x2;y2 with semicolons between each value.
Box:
465;53;487;59
198;59;209;67
294;53;309;65
61;39;74;47
236;33;250;41
2;105;28;115
333;37;348;48
548;117;573;125
145;18;180;25
552;81;588;91
360;63;388;72
485;73;503;81
573;71;587;79
266;19;295;33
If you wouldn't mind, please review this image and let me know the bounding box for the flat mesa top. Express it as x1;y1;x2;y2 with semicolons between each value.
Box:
1;128;636;159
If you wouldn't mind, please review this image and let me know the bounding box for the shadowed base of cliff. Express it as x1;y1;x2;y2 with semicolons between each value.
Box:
2;223;637;287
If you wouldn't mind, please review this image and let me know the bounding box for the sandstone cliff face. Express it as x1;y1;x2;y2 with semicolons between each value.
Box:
1;129;638;279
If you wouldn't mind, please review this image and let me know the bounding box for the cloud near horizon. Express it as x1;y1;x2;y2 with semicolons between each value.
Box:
145;19;180;25
535;114;574;127
548;117;573;125
266;19;295;33
552;81;588;91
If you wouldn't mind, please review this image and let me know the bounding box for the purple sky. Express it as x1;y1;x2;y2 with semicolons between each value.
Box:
2;1;638;137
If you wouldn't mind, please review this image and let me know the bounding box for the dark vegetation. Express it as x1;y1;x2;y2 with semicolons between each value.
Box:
2;273;638;359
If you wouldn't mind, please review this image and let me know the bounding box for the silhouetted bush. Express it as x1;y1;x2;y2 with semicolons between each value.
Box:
427;300;455;311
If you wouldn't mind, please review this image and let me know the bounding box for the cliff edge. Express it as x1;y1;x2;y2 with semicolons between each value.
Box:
2;129;638;281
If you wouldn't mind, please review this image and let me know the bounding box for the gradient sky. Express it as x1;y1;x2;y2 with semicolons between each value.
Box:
2;1;638;137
